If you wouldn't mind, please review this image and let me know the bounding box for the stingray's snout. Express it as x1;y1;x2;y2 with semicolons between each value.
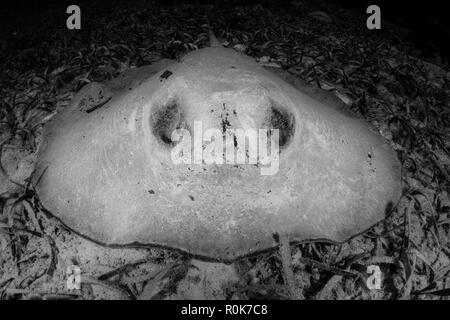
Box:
150;98;296;146
148;88;297;176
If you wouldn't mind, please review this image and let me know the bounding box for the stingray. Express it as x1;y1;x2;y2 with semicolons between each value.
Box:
33;34;402;262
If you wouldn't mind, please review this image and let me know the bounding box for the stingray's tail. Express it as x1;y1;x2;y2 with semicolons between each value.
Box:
205;13;221;47
209;29;222;47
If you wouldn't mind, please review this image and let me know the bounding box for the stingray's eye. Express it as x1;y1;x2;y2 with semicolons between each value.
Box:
150;100;185;146
267;101;295;148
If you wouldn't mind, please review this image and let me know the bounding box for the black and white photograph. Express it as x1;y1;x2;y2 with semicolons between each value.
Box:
0;0;449;305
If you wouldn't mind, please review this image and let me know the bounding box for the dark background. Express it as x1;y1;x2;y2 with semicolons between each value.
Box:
1;0;449;61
